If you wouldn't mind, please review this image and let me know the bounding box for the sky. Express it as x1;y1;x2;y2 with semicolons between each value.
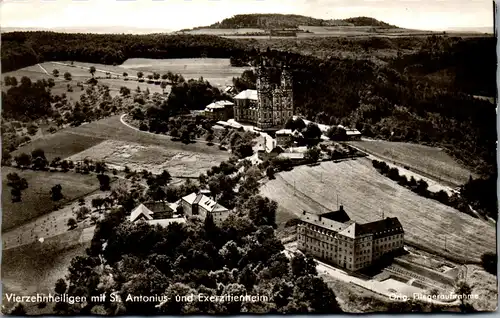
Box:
0;0;494;32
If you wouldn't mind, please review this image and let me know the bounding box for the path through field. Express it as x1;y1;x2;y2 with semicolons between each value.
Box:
261;158;495;263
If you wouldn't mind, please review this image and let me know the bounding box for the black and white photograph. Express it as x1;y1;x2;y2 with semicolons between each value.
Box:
0;0;497;314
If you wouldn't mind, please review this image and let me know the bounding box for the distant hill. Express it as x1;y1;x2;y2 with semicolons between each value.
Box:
1;26;172;35
189;14;398;30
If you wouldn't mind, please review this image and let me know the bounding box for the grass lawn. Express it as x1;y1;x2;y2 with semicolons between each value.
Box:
1;167;102;231
120;58;250;88
349;140;476;187
260;158;495;263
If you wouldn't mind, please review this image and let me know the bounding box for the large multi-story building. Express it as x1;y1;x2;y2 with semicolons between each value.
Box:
233;60;294;130
297;206;404;271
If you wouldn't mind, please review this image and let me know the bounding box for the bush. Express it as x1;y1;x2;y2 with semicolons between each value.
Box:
139;123;149;131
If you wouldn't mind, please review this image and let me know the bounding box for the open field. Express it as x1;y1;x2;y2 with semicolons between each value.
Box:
120;58;250;88
260;158;495;262
2;228;90;297
349;140;475;187
14;131;106;161
14;115;227;161
67;139;229;176
2;167;103;231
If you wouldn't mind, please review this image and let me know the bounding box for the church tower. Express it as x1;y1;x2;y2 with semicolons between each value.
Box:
256;59;273;129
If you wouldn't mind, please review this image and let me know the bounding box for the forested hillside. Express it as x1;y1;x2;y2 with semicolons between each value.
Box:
2;32;496;177
1;32;248;72
192;14;397;30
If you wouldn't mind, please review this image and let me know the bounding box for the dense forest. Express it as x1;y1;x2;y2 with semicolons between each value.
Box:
188;14;397;30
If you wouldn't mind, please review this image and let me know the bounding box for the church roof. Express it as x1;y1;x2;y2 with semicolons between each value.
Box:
234;89;258;101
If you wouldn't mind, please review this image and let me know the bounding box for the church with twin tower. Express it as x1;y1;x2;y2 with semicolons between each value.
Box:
233;59;294;130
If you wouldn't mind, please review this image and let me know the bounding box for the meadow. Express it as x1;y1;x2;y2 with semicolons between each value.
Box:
349;140;475;187
2;167;102;231
120;58;250;88
260;157;495;263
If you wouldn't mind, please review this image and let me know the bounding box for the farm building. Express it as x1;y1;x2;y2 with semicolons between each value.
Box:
338;125;362;141
129;202;185;227
297;206;404;272
180;191;231;225
204;100;234;121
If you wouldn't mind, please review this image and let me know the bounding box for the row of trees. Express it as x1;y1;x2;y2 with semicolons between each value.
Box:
371;160;493;220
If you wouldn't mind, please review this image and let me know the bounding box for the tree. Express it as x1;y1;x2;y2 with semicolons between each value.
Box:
305;147;321;163
480;252;497;275
50;184;63;201
7;172;28;191
89;66;96;77
123;72;128;79
7;173;27;202
120;86;131;96
52;69;60;77
160;81;167;94
76;206;91;221
67;218;77;229
92;197;105;211
266;167;275;179
205;133;214;144
242;195;277;228
27;123;38;136
4;76;18;86
14;153;32;168
303;123;322;140
153;72;160;81
55;278;67;294
137;71;144;80
455;281;472;306
291;253;317;277
11;188;22;202
64;72;72;81
97;174;111;191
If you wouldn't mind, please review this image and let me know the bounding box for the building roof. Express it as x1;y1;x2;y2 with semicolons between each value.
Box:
130;204;154;222
338;125;362;136
130;202;176;222
144;201;174;214
357;217;404;238
320;207;351;223
300;207;404;240
278;152;304;160
276;129;293;136
181;192;229;214
234;89;258;101
206;100;234;110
